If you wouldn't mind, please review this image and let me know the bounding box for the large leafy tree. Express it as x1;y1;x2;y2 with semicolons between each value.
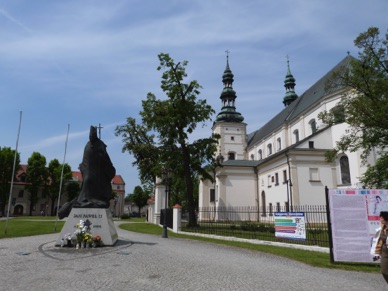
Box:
321;27;388;188
116;53;218;226
47;159;72;215
66;181;80;202
130;185;150;215
25;152;48;216
0;147;20;215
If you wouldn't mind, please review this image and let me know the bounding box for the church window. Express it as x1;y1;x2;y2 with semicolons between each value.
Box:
293;129;299;143
209;189;215;202
261;191;266;216
277;138;281;151
309;119;317;134
250;154;254;160
228;152;235;160
258;149;262;160
340;155;351;185
309;168;320;181
267;144;272;156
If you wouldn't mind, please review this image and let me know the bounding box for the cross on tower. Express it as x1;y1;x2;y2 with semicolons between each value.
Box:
225;49;230;59
96;123;103;139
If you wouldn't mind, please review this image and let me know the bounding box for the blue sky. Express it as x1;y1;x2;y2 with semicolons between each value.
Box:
0;0;387;194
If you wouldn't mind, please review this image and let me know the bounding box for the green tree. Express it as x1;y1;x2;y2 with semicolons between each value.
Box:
0;147;20;215
321;27;388;188
116;53;218;226
25;152;48;216
47;159;72;215
66;181;80;202
131;185;149;215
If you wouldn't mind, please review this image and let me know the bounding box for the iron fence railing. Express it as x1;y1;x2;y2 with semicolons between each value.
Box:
181;205;329;247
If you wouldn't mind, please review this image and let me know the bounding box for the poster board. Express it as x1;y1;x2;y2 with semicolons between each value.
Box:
274;212;306;240
328;189;388;263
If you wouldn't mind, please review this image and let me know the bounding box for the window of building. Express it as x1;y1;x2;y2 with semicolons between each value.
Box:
283;170;287;183
267;144;272;156
228;152;235;160
340;155;351;185
231;136;235;141
309;168;320;181
210;189;215;202
293;129;299;143
277;138;281;151
309;119;317;134
276;202;281;212
258;149;262;160
275;173;279;185
261;191;266;216
18;190;24;198
269;203;273;216
250;154;254;160
267;175;272;187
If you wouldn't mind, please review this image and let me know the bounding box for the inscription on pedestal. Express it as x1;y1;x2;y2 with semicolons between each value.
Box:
56;208;118;246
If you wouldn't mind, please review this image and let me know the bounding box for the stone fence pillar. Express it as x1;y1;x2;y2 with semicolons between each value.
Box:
173;204;182;233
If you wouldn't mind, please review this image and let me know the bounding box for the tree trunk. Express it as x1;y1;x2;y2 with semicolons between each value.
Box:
181;143;197;227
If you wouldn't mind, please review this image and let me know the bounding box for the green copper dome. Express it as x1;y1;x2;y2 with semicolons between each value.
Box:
283;59;298;106
215;54;244;123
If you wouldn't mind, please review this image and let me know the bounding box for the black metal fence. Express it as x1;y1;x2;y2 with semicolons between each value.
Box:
181;205;329;247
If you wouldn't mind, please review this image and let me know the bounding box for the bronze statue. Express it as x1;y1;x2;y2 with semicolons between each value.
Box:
58;126;116;219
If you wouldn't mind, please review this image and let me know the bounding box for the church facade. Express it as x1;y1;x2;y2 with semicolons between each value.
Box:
199;55;380;214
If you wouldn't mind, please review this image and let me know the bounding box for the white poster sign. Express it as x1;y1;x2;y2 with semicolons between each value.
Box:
274;212;306;240
329;189;388;263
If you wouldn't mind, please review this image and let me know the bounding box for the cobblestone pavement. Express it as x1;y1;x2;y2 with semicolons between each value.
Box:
0;222;386;291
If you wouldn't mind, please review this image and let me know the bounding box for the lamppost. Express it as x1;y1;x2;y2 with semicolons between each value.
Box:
162;168;172;238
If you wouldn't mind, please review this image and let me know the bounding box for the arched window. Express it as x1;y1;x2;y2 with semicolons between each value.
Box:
277;138;281;151
267;144;272;156
340;155;351;185
228;152;235;160
309;119;317;134
261;191;266;216
293;129;299;143
250;154;254;160
258;149;262;160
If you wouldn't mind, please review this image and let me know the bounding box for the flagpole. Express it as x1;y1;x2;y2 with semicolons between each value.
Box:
5;111;22;234
55;124;70;231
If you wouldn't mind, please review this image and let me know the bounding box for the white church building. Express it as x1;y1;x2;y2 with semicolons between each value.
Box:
199;54;379;214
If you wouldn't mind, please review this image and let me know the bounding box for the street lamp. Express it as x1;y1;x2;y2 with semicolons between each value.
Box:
162;168;172;238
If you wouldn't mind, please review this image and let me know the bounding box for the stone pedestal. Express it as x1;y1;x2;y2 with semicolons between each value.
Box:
56;208;118;246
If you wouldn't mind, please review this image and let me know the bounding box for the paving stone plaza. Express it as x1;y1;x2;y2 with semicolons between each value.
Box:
0;221;385;290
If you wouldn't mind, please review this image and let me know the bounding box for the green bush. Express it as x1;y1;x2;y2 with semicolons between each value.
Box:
240;222;258;231
121;214;130;219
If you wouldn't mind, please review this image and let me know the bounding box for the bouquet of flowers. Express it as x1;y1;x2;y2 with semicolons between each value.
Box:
61;233;74;247
92;235;103;247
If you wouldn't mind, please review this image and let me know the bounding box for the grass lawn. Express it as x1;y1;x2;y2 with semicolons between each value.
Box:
0;216;64;239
